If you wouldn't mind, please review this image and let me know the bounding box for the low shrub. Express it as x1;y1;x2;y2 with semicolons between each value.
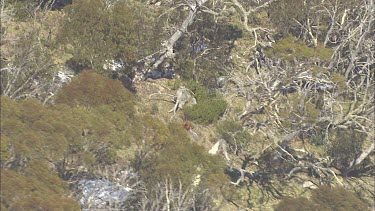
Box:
183;81;227;124
185;98;227;124
275;186;368;211
55;70;134;112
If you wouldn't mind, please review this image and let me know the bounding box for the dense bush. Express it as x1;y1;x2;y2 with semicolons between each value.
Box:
1;71;138;169
184;99;227;124
0;72;140;208
58;0;161;72
183;81;227;124
0;97;82;209
138;123;227;188
0;97;82;169
55;70;134;111
275;186;368;211
1;169;80;210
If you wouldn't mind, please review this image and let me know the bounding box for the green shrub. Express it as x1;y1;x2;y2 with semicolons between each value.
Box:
309;130;326;146
183;81;227;124
139;124;226;188
275;186;368;211
265;36;332;61
185;98;227;125
1;168;80;210
58;0;161;72
184;80;212;101
55;70;134;112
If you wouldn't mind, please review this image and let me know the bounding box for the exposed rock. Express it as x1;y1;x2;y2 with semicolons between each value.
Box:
77;179;133;210
208;139;230;161
53;69;75;87
302;181;318;189
41;68;75;104
103;59;125;72
208;140;221;155
217;76;227;89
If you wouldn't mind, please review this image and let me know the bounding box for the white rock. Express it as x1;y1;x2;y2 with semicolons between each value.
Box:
302;181;318;189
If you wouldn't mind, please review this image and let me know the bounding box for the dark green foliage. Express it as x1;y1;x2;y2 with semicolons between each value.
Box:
0;97;82;168
53;71;137;164
183;81;227;124
328;128;366;170
275;186;368;211
0;74;228;209
184;80;211;102
2;0;373;209
184;99;227;125
309;129;326;146
1;87;135;169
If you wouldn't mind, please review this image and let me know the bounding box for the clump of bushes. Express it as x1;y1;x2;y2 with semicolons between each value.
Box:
0;71;141;209
265;36;332;61
183;81;227;125
58;0;161;72
55;70;134;111
275;186;368;211
138;123;226;188
184;99;227;125
1;168;80;210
